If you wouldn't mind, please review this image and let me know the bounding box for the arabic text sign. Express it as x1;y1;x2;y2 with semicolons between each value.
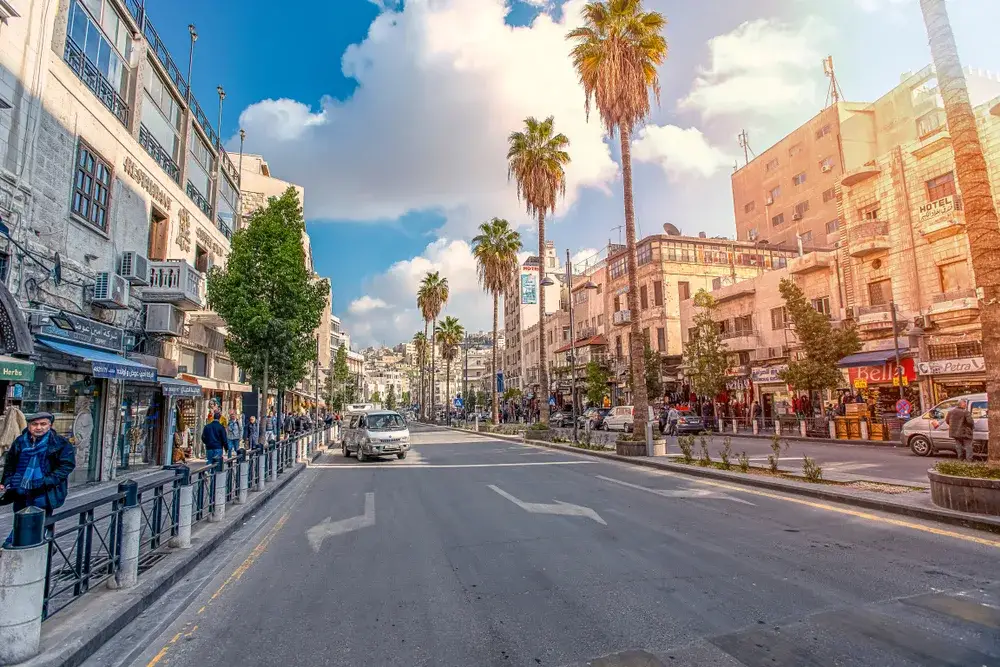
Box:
91;362;157;383
520;273;537;305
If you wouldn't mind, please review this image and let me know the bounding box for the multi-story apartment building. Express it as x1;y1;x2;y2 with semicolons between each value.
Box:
0;0;250;482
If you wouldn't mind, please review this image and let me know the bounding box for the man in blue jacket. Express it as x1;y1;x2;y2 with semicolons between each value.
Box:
1;412;76;546
201;411;228;464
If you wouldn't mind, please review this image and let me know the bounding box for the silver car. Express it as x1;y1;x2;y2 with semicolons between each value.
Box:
342;410;411;461
900;392;988;458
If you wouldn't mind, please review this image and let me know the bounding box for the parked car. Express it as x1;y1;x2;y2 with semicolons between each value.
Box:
548;411;575;428
900;392;987;458
603;405;655;433
343;410;411;461
579;407;610;430
675;412;705;434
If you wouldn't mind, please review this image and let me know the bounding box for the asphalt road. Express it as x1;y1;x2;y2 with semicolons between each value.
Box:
93;424;1000;667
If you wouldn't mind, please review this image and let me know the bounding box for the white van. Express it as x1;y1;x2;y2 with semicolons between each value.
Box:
900;392;988;458
343;410;411;461
603;405;655;433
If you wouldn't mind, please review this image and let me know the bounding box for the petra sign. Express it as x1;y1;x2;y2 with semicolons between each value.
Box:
917;357;985;376
916;195;955;223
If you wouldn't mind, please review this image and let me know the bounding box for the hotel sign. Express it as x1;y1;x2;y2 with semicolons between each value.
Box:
916;195;955;223
123;157;172;211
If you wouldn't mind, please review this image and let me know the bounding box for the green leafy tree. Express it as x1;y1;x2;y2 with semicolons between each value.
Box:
386;385;397;410
585;360;610;407
402;390;411;406
327;344;351;410
207;187;329;412
371;390;382;405
683;290;729;400
644;337;663;402
502;387;523;403
778;278;860;413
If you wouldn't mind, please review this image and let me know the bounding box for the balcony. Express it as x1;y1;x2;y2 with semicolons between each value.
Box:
928;288;980;327
848;220;891;258
721;329;759;351
216;215;234;240
753;346;788;362
186;181;213;219
856;303;894;332
918;195;964;242
63;39;128;126
788;250;834;275
840;161;880;187
143;260;205;310
612;310;632;326
138;125;181;183
713;283;755;304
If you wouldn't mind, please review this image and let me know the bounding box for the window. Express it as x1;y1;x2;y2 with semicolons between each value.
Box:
917;110;943;138
788;143;803;157
861;204;880;221
822;187;836;203
819;156;835;171
794;200;810;218
768;185;781;201
642;328;650;347
179;347;208;376
609;256;626;279
737;351;751;366
653;281;663;307
812;296;831;317
71;141;112;231
792;172;807;186
771;213;785;227
656;327;665;352
926;171;956;201
640;285;648;310
217;177;238;238
0;250;9;283
770;307;788;330
867;279;892;306
148;207;169;261
562;327;569;342
637;243;652;266
187;131;214;205
615;335;622;357
67;0;131;95
744;201;756;213
678;281;690;302
800;231;813;243
815;124;832;139
939;261;971;293
712;277;722;290
214;358;235;382
597;313;604;326
141;69;182;161
735;315;753;334
195;243;210;273
765;158;779;172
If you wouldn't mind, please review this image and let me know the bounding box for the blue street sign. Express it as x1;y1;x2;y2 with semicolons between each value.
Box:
454;397;463;408
496;371;504;394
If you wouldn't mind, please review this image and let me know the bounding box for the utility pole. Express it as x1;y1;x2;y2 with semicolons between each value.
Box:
890;301;905;400
567;249;578;443
737;129;750;166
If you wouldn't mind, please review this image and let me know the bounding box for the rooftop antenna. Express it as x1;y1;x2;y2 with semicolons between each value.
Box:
610;224;624;245
737;129;754;166
824;56;844;107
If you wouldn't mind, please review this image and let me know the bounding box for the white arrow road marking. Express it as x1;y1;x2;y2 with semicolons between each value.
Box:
488;485;607;525
596;475;756;505
306;492;375;552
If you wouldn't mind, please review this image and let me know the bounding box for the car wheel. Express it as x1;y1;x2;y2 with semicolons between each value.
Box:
342;442;351;457
909;435;932;457
357;446;367;462
397;451;407;460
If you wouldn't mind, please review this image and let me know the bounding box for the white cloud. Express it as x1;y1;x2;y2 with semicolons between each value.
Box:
234;0;618;238
631;124;732;179
348;296;389;314
570;248;599;271
854;0;911;11
679;18;830;118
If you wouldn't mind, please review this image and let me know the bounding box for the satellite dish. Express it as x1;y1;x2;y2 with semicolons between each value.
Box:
662;223;680;236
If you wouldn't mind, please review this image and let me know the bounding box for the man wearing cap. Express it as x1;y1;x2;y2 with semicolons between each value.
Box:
201;410;227;465
1;412;76;545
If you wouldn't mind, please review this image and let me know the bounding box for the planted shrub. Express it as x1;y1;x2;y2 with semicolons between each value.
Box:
718;436;733;470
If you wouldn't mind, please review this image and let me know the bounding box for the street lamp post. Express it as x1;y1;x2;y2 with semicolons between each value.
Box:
216;85;226;145
186;25;197;105
562;250;599;443
237;129;245;229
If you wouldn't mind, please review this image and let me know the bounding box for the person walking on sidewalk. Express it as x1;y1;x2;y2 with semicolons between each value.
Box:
945;399;975;462
247;415;260;450
202;411;227;465
1;412;76;546
226;409;242;456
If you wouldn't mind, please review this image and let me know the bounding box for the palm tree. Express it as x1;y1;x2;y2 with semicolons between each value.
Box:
472;217;523;425
436;316;465;425
920;0;1000;466
507;116;571;426
419;271;450;421
413;331;428;418
567;0;667;450
417;290;432;419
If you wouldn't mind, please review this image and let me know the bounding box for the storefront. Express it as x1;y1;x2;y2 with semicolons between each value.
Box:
724;368;753;422
160;377;203;465
751;365;790;424
838;350;919;439
917;356;986;406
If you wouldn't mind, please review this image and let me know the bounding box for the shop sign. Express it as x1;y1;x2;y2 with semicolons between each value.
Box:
91;361;156;382
162;382;202;397
751;365;787;383
915;195;955;223
0;356;34;381
847;357;916;385
520;274;537;305
40;313;124;351
917;357;985;376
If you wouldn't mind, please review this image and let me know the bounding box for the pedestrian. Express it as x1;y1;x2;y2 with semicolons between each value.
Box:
668;405;679;436
202;411;228;464
226;409;242;456
945;398;975;462
247;415;260;450
1;412;76;546
264;409;276;444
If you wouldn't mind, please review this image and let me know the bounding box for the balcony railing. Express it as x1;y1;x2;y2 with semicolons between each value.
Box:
189;96;220;155
143;260;205;310
142;19;190;102
720;328;757;340
857;303;892;317
139;125;180;183
64;39;128;126
932;288;977;303
928;340;982;361
216;215;233;240
852;220;889;241
612;310;632;326
220;148;240;186
186;181;213;218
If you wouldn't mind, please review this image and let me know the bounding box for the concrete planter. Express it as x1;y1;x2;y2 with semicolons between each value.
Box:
650;438;667;457
524;428;555;443
928;469;1000;517
616;439;648;457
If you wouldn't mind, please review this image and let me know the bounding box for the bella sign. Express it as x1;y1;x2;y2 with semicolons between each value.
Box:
916;195;955;223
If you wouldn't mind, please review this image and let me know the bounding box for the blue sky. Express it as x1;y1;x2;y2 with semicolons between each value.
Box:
147;0;996;348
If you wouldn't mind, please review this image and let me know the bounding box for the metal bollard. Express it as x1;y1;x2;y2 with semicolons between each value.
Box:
860;420;869;441
774;420;780;435
256;449;266;491
799;420;807;438
645;421;654;456
0;507;47;665
268;447;277;481
171;467;193;549
211;460;226;523
732;419;738;434
752;419;759;435
828;420;837;439
237;450;249;505
110;480;140;589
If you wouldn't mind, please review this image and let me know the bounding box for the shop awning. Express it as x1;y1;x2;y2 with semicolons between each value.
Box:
39;339;157;382
159;376;203;397
0;355;35;381
837;349;901;368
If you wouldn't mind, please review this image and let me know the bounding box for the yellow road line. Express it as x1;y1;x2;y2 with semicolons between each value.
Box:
145;632;181;667
620;468;1000;549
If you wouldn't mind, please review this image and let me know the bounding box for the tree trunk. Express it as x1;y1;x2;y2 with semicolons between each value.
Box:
431;318;438;422
921;0;1000;466
445;358;451;426
262;352;269;438
620;126;649;444
538;209;550;425
422;320;429;420
492;292;500;425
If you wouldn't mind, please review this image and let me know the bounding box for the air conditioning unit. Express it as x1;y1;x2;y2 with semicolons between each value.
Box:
765;196;774;205
793;212;804;220
92;272;129;309
145;303;185;336
118;251;150;286
822;164;833;173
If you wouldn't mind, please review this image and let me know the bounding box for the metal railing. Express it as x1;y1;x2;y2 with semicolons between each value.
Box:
217;215;234;240
186;181;213;219
142;20;190;102
139;124;181;183
857;303;892;316
851;220;889;241
932;288;977;303
63;39;129;126
189;97;220;155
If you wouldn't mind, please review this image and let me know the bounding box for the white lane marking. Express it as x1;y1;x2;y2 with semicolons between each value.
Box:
487;484;607;525
306;492;375;551
596;475;756;506
310;461;593;469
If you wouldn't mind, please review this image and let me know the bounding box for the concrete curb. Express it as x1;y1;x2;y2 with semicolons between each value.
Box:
22;459;312;667
442;426;1000;536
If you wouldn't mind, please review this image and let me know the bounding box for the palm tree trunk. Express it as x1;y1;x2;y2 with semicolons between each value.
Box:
445;359;451;426
621;126;649;451
492;292;500;425
921;0;1000;466
431;318;438;422
422;320;429;420
538;210;550;426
